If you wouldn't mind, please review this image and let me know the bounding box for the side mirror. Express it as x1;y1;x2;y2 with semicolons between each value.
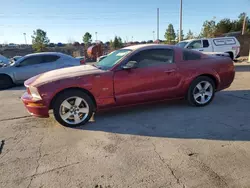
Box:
187;46;193;49
122;61;138;70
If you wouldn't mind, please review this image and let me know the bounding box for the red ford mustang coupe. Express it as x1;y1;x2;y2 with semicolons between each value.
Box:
21;44;235;127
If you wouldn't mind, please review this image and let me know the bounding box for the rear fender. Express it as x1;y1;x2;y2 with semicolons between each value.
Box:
182;68;221;94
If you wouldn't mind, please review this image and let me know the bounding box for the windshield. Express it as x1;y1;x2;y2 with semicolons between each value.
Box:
176;42;188;48
0;55;9;64
95;49;132;70
9;55;26;66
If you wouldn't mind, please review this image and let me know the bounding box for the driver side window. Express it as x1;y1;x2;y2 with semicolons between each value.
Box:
187;40;202;49
18;56;43;67
129;49;174;68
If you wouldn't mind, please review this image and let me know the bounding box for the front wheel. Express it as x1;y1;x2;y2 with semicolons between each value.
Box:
53;90;95;127
0;75;13;90
187;76;215;107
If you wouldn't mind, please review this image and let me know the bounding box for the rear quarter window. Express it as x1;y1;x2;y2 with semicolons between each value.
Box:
42;55;60;63
183;50;201;61
213;38;236;46
203;40;209;48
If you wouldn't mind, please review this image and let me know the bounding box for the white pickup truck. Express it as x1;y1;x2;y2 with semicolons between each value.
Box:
176;37;240;60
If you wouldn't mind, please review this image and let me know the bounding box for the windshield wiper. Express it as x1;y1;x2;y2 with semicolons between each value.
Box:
92;64;102;69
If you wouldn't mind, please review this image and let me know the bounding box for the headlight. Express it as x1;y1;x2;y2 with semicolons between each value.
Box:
29;86;42;100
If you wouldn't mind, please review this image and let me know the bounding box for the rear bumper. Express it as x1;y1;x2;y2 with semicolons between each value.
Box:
21;92;49;118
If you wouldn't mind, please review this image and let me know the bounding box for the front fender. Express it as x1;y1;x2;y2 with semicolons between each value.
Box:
0;69;15;83
37;77;93;108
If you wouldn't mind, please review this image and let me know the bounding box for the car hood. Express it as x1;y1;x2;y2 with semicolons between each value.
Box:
0;64;15;71
26;64;105;86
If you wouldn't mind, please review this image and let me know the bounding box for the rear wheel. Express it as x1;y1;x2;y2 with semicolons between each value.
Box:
53;90;95;127
187;76;215;107
0;75;13;90
227;52;234;60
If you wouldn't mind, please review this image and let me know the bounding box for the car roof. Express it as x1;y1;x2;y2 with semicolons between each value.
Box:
181;36;237;42
123;44;176;51
25;52;66;57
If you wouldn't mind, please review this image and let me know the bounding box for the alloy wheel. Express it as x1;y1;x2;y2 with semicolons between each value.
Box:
193;81;213;105
59;96;89;125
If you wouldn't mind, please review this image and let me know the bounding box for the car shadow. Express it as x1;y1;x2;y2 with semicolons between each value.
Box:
234;64;250;72
6;85;25;91
73;90;250;141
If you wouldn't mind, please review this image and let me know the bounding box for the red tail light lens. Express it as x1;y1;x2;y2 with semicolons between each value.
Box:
27;87;31;95
80;59;85;65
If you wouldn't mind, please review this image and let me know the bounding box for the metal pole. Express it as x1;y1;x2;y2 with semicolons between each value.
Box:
242;13;247;35
95;32;98;42
157;8;159;40
179;0;183;42
153;31;155;41
23;33;27;44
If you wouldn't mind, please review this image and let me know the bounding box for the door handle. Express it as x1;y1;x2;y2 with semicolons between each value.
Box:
164;69;176;73
199;49;204;51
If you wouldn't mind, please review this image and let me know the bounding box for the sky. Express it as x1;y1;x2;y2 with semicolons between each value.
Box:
0;0;249;44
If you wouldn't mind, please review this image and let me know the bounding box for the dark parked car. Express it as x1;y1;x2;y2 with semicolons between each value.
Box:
22;44;235;127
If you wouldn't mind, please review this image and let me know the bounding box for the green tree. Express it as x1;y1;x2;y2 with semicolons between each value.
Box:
31;29;50;52
200;20;216;38
176;30;184;42
185;29;194;40
164;24;176;44
111;36;123;50
231;13;250;33
118;37;123;47
82;32;92;46
215;19;232;36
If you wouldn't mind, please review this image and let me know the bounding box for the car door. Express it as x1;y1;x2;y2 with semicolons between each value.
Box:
113;48;182;105
41;54;60;71
13;55;59;83
187;40;204;52
13;55;44;83
56;55;79;68
201;39;213;52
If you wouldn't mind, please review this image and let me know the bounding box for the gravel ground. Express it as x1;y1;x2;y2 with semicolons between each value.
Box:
0;64;250;188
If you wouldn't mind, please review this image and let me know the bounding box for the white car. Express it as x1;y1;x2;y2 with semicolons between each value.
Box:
176;37;240;60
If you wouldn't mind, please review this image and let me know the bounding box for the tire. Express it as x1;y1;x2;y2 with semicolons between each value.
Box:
0;75;13;90
53;89;95;127
227;52;234;60
187;76;215;107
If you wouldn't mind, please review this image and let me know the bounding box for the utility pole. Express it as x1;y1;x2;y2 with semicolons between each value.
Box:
157;8;159;40
23;33;27;44
153;31;155;41
179;0;183;42
242;13;247;35
95;32;98;42
132;36;133;42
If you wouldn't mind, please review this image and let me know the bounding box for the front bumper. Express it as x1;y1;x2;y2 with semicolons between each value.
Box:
21;92;49;118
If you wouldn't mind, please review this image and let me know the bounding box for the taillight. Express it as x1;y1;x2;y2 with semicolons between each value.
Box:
232;46;240;55
80;59;85;65
27;87;31;95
